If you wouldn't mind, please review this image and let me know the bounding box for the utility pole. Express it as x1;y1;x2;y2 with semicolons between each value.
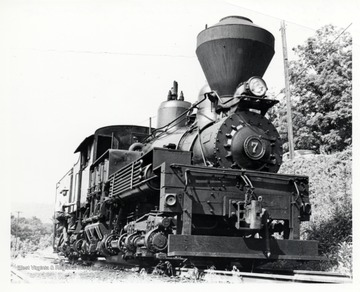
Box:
15;211;21;251
280;20;295;160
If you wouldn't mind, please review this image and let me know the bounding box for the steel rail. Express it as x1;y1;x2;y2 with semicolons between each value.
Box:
178;267;352;283
10;267;32;283
47;251;353;284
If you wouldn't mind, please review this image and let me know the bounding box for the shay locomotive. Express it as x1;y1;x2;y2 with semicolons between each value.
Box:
54;16;321;268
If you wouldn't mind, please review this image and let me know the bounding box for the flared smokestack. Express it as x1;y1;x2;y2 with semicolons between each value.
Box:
196;16;275;97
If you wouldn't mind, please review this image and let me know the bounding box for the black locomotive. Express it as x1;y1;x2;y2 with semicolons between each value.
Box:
54;16;320;268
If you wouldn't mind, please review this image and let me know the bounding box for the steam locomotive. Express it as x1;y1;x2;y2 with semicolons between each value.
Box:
54;16;321;268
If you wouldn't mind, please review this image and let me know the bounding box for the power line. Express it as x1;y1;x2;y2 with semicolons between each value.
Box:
328;23;353;46
12;47;196;59
292;22;352;79
223;0;318;31
274;89;284;99
273;21;352;99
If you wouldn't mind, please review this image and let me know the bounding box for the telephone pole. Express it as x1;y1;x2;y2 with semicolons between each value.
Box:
280;20;295;160
15;211;21;251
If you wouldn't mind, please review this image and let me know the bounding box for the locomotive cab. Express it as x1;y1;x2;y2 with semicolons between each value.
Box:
54;125;150;252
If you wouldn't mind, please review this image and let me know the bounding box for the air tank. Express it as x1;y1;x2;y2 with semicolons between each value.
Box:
196;16;275;98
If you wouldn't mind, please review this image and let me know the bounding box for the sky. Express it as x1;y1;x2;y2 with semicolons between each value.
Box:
1;0;358;216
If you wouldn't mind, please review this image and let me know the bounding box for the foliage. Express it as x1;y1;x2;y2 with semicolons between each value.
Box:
330;241;352;275
279;149;352;275
10;215;53;257
271;24;352;153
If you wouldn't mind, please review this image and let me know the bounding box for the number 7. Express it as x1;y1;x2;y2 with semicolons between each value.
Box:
251;141;259;153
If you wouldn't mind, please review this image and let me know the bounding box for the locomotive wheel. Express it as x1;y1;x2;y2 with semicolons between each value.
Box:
117;233;127;254
100;234;118;256
73;239;84;254
124;233;141;252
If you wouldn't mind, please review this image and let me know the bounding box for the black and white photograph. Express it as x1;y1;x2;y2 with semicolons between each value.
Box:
1;0;358;288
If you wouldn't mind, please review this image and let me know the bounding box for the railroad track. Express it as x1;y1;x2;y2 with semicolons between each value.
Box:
13;252;352;284
95;258;352;283
10;268;33;283
178;267;352;283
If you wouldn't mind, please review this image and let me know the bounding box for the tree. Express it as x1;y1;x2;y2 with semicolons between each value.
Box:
10;215;53;256
272;24;352;153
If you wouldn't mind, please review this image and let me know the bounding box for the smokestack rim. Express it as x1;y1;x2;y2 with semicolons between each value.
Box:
196;24;274;49
219;15;253;24
196;16;274;48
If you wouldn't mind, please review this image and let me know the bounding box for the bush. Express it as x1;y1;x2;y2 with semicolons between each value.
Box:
10;216;53;257
331;241;352;275
279;148;352;275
